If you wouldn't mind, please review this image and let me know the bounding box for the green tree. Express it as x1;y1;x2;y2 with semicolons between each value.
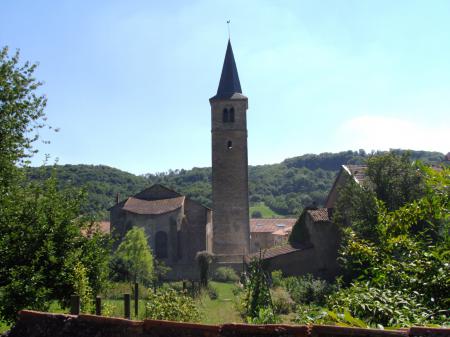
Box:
0;173;111;322
114;227;154;285
0;47;48;178
333;153;426;246
366;152;425;211
335;164;449;326
0;48;111;322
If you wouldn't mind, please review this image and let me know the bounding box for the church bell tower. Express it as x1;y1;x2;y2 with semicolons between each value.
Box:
210;40;250;262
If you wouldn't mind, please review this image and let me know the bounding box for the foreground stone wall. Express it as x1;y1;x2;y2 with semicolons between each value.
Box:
5;310;449;337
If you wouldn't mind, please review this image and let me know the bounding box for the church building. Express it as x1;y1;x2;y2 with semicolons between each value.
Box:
109;39;344;281
110;39;251;278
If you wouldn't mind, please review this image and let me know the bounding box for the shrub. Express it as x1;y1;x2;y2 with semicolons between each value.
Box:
283;274;334;306
293;304;331;325
294;304;369;327
327;282;438;327
271;287;294;314
251;210;262;218
145;288;200;322
270;270;283;288
72;262;93;313
213;267;239;283
167;281;184;292
207;284;218;300
247;307;281;324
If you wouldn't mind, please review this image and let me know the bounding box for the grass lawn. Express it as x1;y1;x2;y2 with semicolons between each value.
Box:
0;282;297;330
197;281;243;324
250;202;282;218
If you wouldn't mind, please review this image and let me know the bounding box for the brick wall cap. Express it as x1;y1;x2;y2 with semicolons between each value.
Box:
221;323;308;334
409;327;450;337
144;318;220;332
311;325;407;337
78;314;144;326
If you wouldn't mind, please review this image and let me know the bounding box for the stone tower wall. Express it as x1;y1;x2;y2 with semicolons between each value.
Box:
210;98;250;259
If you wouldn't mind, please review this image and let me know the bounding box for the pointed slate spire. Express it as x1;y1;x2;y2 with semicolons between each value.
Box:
215;40;243;99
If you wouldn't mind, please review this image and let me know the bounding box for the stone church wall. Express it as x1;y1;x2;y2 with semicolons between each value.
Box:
110;188;210;280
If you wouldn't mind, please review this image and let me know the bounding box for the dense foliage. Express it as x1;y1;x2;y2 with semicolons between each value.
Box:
332;156;449;327
0;171;112;323
26;164;148;219
281;274;336;306
0;47;111;323
112;227;154;285
144;288;200;322
25;150;445;219
0;47;48;173
212;267;239;283
327;282;436;327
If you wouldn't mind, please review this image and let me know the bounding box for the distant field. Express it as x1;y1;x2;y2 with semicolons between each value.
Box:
250;202;283;218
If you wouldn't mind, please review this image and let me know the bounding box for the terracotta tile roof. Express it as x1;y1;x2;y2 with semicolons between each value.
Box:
98;221;110;233
307;208;331;223
272;227;292;236
344;164;368;184
248;243;311;260
81;221;110;236
250;218;296;233
122;196;185;215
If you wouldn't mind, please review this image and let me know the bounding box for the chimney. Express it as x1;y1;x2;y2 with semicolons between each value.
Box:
116;192;120;204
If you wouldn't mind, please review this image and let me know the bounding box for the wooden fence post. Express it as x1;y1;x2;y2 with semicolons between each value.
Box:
70;295;80;315
95;296;102;316
134;282;139;318
124;293;131;319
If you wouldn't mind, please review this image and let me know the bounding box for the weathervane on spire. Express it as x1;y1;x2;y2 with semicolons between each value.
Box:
227;20;231;40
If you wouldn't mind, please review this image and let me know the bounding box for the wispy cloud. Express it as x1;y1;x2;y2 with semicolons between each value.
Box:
337;115;449;154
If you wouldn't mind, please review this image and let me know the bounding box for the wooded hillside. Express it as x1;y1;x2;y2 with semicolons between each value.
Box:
25;150;445;219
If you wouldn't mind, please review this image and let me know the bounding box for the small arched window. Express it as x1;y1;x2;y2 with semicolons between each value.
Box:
155;231;168;259
227;140;233;149
222;108;229;123
229;108;235;122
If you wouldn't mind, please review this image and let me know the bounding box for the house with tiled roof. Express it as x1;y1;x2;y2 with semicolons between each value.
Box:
249;207;340;280
249;218;296;252
109;184;212;280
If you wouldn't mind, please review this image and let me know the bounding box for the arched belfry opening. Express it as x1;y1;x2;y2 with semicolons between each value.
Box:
222;108;229;123
222;107;235;123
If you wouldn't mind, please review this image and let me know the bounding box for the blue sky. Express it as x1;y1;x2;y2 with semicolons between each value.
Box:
1;1;449;175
